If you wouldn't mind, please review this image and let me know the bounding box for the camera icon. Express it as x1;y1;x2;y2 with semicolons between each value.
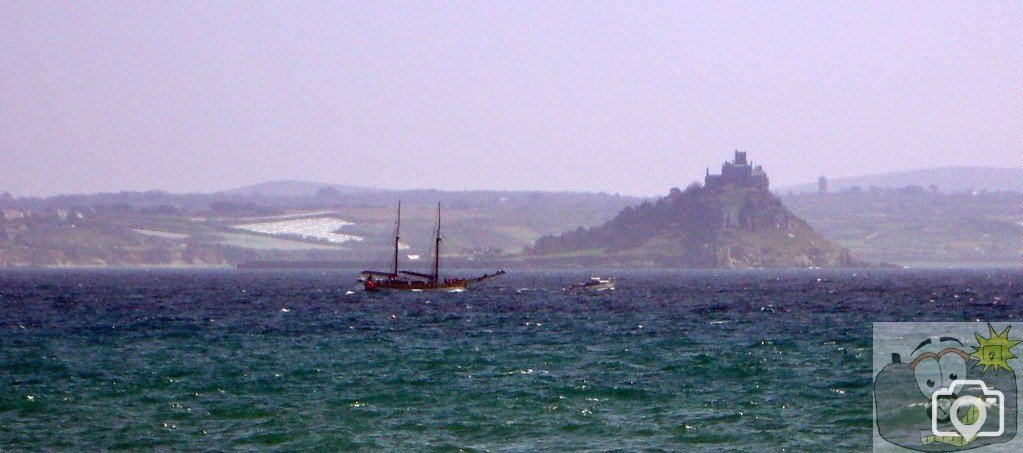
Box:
932;379;1005;439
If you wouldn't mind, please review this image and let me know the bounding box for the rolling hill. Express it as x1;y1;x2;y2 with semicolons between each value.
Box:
221;180;383;197
780;167;1023;194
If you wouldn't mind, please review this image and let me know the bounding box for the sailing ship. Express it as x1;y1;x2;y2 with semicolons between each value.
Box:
359;202;505;292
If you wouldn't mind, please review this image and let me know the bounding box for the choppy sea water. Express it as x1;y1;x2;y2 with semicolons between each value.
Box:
1;268;1021;451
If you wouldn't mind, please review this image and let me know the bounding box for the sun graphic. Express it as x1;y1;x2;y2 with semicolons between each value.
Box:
970;323;1023;373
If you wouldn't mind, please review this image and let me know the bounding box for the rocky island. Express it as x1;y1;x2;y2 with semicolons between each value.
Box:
527;151;861;268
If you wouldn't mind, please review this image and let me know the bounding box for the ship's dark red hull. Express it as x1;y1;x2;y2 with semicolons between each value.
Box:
364;278;467;292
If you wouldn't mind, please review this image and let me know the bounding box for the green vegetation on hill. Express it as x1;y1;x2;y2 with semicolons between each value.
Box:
781;188;1023;266
0;190;637;267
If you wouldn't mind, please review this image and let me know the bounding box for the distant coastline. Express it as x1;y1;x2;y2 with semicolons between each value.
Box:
2;165;1022;269
9;262;1023;271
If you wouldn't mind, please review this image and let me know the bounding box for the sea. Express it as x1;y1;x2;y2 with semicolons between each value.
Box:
1;268;1020;451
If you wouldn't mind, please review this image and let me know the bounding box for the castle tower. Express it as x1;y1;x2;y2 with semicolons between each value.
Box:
733;150;747;166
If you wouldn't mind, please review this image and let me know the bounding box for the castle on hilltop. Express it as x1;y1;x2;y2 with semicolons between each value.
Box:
704;151;769;190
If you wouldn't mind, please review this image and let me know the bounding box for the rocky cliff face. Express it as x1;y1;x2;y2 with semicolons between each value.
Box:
528;185;860;268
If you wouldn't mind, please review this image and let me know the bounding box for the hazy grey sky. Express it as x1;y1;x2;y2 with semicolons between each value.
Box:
1;1;1021;197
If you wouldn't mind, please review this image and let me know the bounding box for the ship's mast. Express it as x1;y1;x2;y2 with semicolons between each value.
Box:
432;202;441;282
392;201;401;277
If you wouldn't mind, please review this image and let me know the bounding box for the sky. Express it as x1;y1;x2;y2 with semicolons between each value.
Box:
1;1;1021;197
